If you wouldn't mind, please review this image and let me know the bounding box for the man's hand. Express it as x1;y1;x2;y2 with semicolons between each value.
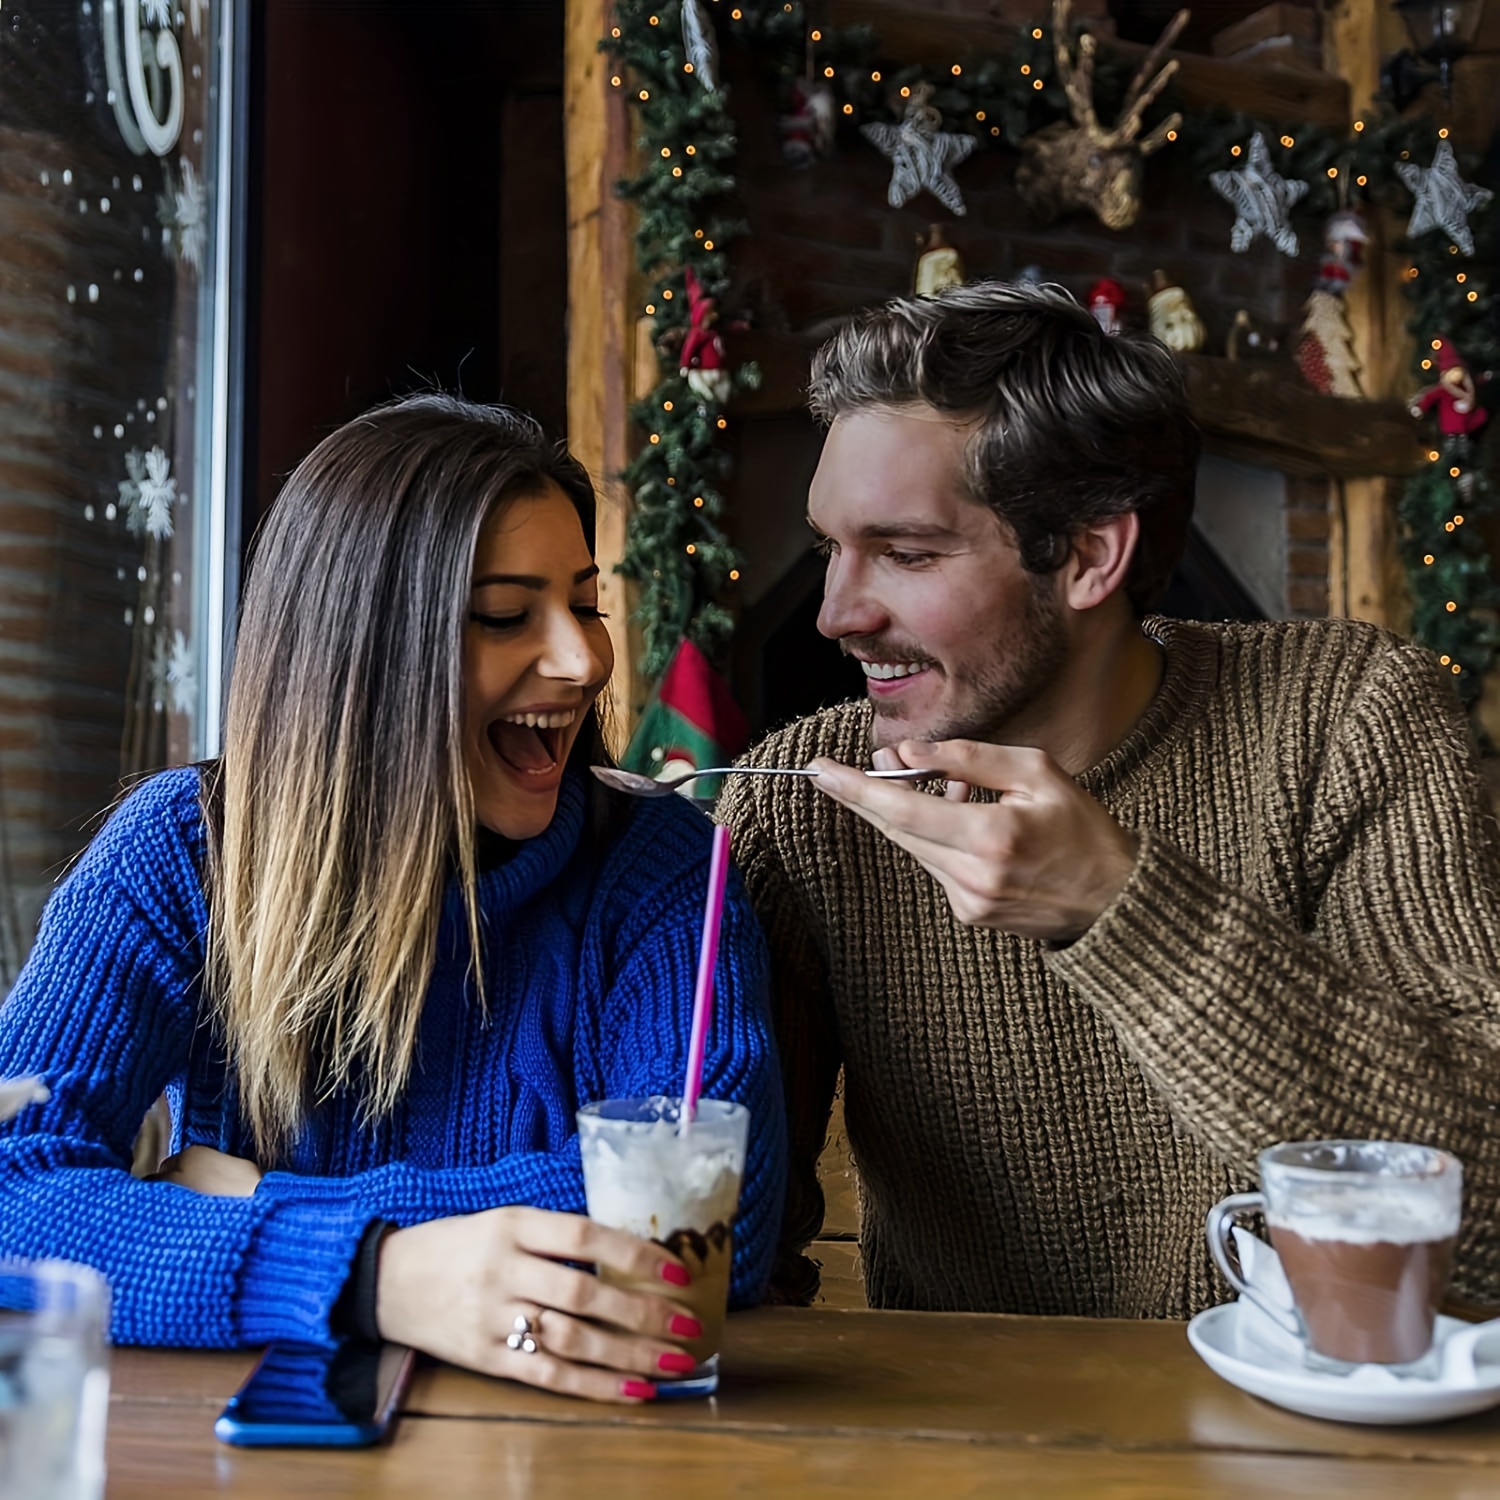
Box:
809;740;1140;941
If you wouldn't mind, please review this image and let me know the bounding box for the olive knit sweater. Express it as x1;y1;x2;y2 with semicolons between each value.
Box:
719;617;1500;1318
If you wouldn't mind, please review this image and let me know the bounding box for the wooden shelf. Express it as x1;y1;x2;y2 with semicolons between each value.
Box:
732;332;1425;478
826;0;1352;133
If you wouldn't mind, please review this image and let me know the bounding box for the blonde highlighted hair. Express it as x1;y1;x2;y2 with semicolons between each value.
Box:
206;394;607;1159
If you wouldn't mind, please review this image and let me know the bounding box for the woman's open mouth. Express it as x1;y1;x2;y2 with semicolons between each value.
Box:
487;708;578;775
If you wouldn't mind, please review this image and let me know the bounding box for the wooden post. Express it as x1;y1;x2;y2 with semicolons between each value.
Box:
565;0;640;749
1322;0;1414;630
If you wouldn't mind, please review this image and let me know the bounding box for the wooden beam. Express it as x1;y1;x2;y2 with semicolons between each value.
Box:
565;0;640;747
827;0;1352;132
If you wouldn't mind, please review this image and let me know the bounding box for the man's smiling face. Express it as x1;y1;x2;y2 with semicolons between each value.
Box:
809;405;1067;749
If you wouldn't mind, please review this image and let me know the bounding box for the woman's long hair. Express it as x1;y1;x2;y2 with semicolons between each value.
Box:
205;394;609;1159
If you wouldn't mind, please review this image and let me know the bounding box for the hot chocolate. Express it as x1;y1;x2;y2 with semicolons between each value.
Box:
1269;1226;1456;1365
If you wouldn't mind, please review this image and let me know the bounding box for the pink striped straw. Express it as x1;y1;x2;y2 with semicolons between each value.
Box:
682;823;731;1124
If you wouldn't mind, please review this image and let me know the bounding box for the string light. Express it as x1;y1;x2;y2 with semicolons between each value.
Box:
684;62;694;73
1422;359;1433;370
810;28;822;41
900;85;911;98
716;417;728;429
693;496;704;507
611;75;622;87
639;89;650;100
1280;134;1295;148
951;64;962;76
1356;174;1368;186
1033;79;1044;89
703;239;714;250
823;65;835;78
663;400;674;411
1468;291;1479;301
1439;127;1450;139
1453;664;1463;675
694;228;704;238
1441;653;1452;664
672;166;683;177
1166;129;1177;141
649;433;661;444
686;543;696;555
645;303;656;314
871;70;881;82
1231;144;1242;157
1451;467;1462;478
610;26;620;37
1354;120;1365;131
729;569;740;581
843;103;854;115
1426;555;1436;565
686;145;696;155
648;13;658;23
663;288;673;299
1428;449;1441;462
1447;601;1458;612
1433;339;1444;350
1020;64;1031;75
661;147;672;158
1456;515;1465;525
731;6;742;15
991;125;1001;135
1407;266;1419;279
1457;273;1467;284
666;476;676;486
1032;27;1043;37
1447;520;1457;531
975;110;987;121
1327;167;1338;178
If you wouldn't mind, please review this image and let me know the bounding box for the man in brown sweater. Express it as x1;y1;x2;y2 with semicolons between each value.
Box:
718;282;1500;1318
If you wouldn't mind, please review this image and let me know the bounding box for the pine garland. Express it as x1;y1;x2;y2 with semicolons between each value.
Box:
606;1;1496;704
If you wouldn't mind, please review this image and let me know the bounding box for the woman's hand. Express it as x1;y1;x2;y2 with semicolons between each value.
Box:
148;1144;264;1197
376;1206;698;1404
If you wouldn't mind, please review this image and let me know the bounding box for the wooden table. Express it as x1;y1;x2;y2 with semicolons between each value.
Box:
105;1307;1500;1498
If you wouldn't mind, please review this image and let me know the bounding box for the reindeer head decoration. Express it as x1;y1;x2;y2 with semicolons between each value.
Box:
1015;0;1187;232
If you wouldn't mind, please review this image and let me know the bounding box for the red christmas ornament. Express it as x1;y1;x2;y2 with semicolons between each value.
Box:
679;267;732;406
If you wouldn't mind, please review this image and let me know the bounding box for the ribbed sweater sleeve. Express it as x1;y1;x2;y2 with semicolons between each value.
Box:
1048;639;1500;1299
0;862;372;1349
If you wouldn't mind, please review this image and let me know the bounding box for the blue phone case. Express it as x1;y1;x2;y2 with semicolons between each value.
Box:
215;1341;415;1448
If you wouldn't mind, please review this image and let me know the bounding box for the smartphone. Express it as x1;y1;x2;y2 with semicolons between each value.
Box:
215;1340;416;1448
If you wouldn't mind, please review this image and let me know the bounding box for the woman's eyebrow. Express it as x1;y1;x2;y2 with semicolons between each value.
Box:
472;564;600;589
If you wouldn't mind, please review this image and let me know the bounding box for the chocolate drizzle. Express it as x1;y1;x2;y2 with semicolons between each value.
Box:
659;1220;734;1261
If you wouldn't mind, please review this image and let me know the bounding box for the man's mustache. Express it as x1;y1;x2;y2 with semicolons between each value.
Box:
837;635;930;663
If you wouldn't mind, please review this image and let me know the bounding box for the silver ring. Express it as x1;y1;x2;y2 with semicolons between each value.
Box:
506;1311;542;1356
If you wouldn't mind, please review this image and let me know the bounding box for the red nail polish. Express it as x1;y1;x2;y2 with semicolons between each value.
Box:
669;1314;703;1339
621;1379;657;1400
658;1350;696;1374
660;1262;691;1287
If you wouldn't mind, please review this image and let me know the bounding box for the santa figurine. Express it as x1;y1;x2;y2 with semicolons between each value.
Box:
1087;277;1128;336
1410;342;1488;439
680;268;733;406
914;225;964;298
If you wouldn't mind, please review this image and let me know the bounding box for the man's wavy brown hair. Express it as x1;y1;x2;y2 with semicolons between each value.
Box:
808;281;1200;612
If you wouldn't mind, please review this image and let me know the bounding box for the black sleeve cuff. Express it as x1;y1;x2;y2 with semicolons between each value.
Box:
331;1219;393;1345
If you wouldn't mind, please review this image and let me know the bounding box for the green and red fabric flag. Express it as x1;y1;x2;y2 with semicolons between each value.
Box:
622;638;747;800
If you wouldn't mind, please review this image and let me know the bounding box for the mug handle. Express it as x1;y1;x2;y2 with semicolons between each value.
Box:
1205;1191;1302;1338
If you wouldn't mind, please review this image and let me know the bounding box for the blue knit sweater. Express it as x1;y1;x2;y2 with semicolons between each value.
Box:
0;767;785;1348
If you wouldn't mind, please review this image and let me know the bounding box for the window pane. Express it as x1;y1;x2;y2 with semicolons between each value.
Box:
0;1;229;992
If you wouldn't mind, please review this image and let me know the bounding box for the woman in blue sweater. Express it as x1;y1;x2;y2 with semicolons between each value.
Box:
0;395;784;1404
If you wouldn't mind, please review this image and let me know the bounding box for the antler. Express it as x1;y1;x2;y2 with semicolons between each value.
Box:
1051;0;1100;136
1104;7;1189;148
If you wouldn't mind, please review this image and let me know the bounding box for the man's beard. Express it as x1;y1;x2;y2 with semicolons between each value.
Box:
856;579;1067;748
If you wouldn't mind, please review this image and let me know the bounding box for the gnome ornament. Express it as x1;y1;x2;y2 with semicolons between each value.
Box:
1411;343;1489;439
1087;277;1128;336
679;268;732;406
1147;269;1205;352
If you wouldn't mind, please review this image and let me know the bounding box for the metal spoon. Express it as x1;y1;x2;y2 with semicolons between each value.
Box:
590;764;936;798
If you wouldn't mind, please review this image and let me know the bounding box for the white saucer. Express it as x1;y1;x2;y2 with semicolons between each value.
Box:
1188;1301;1500;1425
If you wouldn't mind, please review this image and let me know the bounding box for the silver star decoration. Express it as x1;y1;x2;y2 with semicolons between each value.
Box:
1396;140;1493;259
1210;133;1308;257
157;159;207;275
861;88;977;216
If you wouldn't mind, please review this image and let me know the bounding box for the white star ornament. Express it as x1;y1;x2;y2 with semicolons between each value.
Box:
861;95;977;217
1396;140;1493;259
1210;132;1309;257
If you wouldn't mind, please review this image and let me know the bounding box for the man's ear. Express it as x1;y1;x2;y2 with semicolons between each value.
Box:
1062;511;1139;612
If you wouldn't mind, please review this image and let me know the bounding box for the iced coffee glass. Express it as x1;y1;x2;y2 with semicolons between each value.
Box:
577;1095;748;1397
1207;1140;1462;1372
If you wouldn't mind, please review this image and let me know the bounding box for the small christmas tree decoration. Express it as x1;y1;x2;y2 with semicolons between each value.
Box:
1015;0;1185;231
1410;342;1489;438
679;268;732;406
914;224;965;297
780;77;838;167
1210;132;1309;256
1147;269;1205;352
1396;140;1493;258
681;0;720;92
861;82;977;216
1295;207;1368;397
1296;290;1362;397
1087;277;1128;335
